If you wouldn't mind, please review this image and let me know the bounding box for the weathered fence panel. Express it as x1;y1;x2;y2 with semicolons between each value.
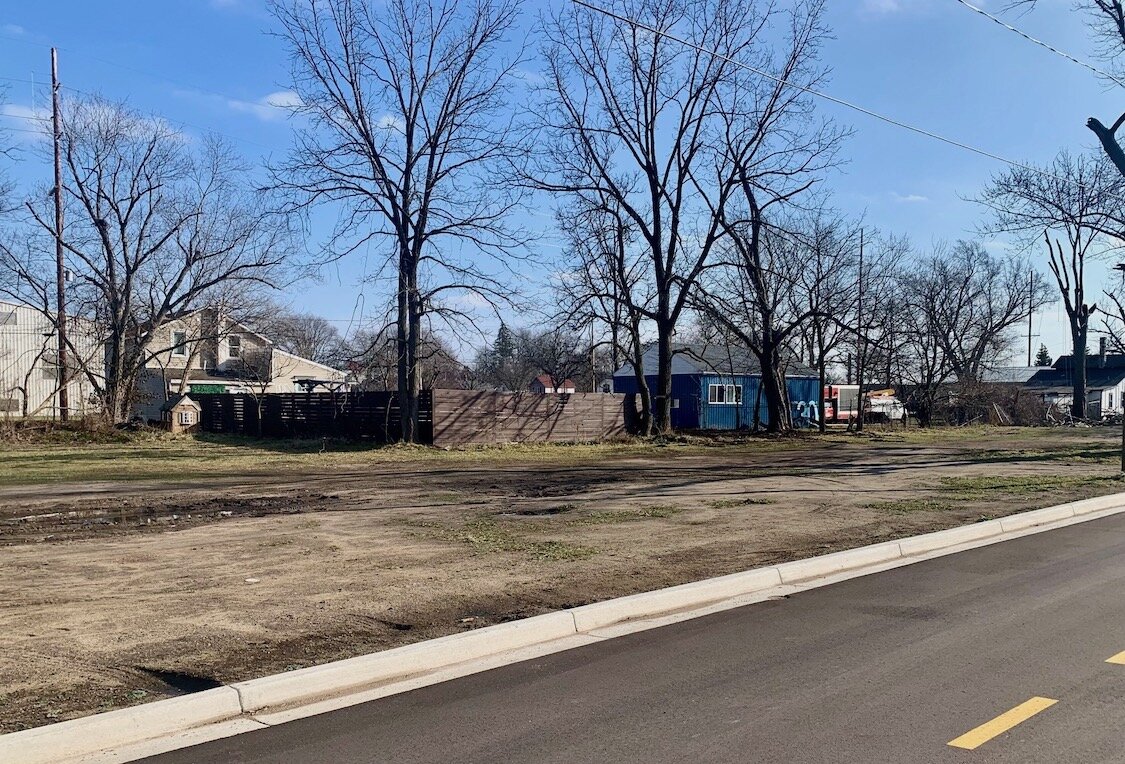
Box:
430;390;632;447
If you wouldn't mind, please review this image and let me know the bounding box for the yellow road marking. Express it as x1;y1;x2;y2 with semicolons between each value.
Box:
948;697;1058;751
1107;650;1125;665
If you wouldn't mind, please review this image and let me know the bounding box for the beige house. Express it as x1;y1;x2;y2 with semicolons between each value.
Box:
134;308;347;421
0;299;104;419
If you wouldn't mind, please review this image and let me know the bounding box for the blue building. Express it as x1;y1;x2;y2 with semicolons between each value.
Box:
612;344;821;430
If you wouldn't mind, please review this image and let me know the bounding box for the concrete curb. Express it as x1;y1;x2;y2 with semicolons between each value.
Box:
0;688;241;764
231;611;577;714
7;492;1125;764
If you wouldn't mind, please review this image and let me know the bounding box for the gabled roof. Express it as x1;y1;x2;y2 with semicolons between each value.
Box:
160;394;202;412
533;374;576;389
1025;354;1125;392
613;343;817;379
981;366;1052;384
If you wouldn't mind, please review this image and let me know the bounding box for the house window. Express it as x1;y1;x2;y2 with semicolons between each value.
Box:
172;331;188;357
1110;392;1116;410
0;310;15;325
178;411;194;425
707;383;742;405
228;335;241;359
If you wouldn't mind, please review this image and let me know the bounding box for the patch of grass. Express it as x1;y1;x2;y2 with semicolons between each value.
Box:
406;516;595;562
569;504;683;525
937;474;1122;499
708;497;775;509
864;498;958;514
966;446;1119;465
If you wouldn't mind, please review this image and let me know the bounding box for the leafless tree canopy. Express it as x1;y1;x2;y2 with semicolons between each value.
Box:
535;0;843;433
979;150;1125;418
269;0;531;441
899;241;1053;384
0;96;293;422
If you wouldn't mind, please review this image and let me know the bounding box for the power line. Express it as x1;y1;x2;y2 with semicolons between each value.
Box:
952;0;1125;89
571;0;1082;188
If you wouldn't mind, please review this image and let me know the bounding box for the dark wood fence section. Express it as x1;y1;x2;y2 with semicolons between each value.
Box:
192;391;433;442
189;389;631;445
431;390;632;447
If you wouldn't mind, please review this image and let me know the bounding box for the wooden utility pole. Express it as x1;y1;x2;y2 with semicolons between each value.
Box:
52;48;69;422
1027;270;1034;367
855;228;865;432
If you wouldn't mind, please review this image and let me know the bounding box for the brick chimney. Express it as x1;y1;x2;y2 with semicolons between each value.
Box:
1099;336;1107;368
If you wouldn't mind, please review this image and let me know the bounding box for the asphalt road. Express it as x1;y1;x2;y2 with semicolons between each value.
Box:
143;513;1125;763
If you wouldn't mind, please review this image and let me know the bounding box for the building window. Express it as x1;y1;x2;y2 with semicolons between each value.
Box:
228;335;241;359
172;331;188;357
178;411;194;425
1110;392;1116;410
707;383;742;405
0;310;15;325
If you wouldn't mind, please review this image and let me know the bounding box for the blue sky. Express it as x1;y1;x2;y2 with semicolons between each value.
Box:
0;0;1119;362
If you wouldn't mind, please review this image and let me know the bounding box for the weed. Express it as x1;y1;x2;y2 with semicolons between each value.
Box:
708;497;775;509
569;504;683;525
864;498;958;514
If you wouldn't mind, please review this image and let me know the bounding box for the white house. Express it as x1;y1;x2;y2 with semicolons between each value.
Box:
0;300;103;419
132;307;348;421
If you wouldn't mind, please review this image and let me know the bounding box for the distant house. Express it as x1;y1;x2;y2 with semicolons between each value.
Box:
612;344;820;430
979;366;1053;386
133;307;347;421
0;299;103;419
1024;347;1125;418
529;374;576;394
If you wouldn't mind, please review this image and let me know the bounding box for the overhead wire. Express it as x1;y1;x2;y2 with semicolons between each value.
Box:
571;0;1082;188
951;0;1125;89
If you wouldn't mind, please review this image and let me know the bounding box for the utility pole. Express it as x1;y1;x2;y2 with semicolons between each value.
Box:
52;48;69;423
855;228;865;433
1027;270;1034;367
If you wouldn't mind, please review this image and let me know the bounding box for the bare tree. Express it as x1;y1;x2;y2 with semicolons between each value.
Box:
520;327;587;391
255;304;343;364
343;326;467;391
270;0;530;442
534;0;841;434
900;241;1053;384
979;150;1125;418
555;199;654;428
0;96;292;423
794;213;861;432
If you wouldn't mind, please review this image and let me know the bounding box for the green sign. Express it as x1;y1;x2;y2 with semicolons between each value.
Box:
188;384;226;394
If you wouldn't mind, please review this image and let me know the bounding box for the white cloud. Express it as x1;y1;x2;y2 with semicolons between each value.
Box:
862;0;902;13
227;90;302;121
1;103;50;141
890;191;928;203
2;23;26;36
376;114;405;132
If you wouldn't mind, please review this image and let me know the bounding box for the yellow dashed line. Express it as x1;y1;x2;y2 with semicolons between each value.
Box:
948;697;1058;751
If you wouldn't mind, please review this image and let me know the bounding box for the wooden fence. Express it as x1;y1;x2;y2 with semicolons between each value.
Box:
189;389;632;445
431;390;633;447
191;391;432;442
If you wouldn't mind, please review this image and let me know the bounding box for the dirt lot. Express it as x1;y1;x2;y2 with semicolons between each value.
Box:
1;426;1122;733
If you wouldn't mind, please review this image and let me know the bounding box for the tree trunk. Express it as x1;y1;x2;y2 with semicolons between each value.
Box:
395;259;413;443
654;324;673;434
1071;321;1089;420
759;337;791;434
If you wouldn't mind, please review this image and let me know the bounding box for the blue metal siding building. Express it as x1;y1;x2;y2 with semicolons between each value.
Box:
612;345;820;431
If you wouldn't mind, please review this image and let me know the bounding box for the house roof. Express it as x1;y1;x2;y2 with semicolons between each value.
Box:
533;374;576;389
612;343;817;379
160;394;202;412
1025;354;1125;392
981;366;1053;384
